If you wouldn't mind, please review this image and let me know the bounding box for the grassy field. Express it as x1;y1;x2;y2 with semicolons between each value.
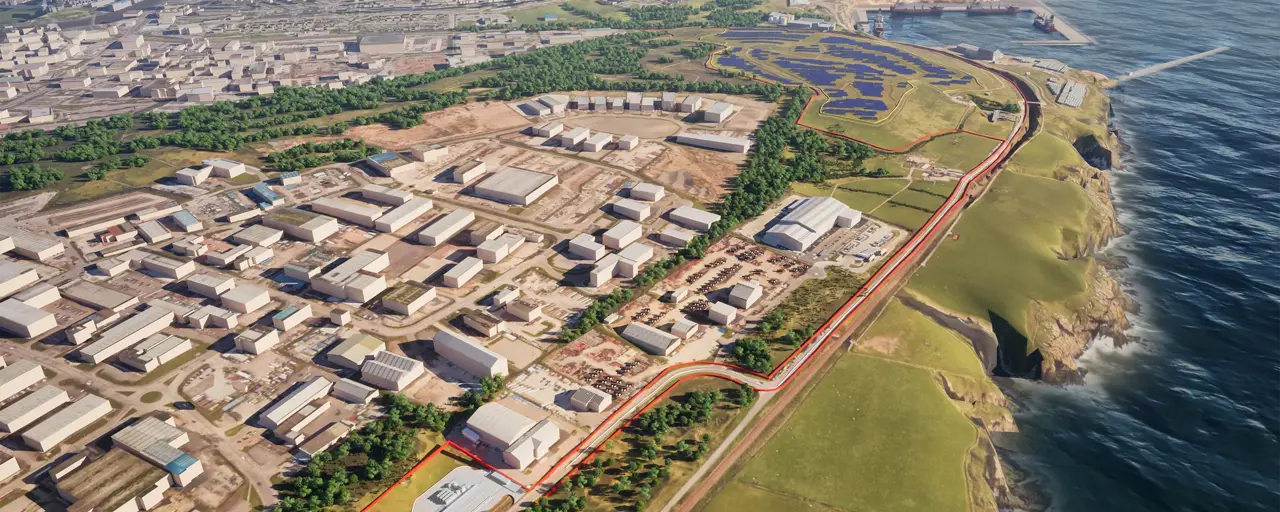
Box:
886;188;946;211
857;298;987;380
907;172;1094;340
868;202;934;232
368;448;474;512
800;85;971;150
1007;132;1087;180
0;3;40;25
140;391;164;404
705;353;978;512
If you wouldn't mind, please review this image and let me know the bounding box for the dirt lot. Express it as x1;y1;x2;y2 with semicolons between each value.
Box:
569;115;683;138
388;54;448;75
543;331;661;401
345;102;530;149
643;142;746;204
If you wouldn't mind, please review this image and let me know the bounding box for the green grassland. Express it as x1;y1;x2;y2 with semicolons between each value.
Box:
792;178;907;213
799;83;972;150
1006;132;1088;180
367;448;474;512
907;171;1094;341
704;353;978;512
867;202;934;232
857;298;987;380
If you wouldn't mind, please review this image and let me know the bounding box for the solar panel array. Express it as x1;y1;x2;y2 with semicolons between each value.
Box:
713;31;978;121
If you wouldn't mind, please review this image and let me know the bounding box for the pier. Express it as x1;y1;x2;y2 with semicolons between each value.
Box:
852;0;1094;46
1118;47;1231;82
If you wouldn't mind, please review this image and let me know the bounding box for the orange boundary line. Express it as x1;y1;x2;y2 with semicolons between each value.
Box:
359;30;1029;512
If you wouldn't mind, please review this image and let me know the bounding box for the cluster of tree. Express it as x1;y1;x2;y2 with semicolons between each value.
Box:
452;374;506;409
276;394;454;512
679;42;720;60
4;164;64;191
968;94;1020;113
555;0;765;29
560;288;632;341
731;337;772;372
634;390;722;437
674;435;712;461
263;139;383;172
732;383;758;407
0;131;58;165
85;155;151;180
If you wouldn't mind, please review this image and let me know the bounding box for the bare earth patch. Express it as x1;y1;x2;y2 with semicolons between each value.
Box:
642;142;745;204
346;102;531;149
859;335;900;355
570;115;682;138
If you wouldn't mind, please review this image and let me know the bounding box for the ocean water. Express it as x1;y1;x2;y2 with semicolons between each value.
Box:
879;0;1280;510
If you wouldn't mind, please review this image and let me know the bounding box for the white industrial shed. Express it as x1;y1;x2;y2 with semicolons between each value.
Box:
21;394;111;452
619;323;681;356
361;351;425;391
761;197;861;252
471;167;559;206
462;402;560;470
674;132;751;154
418;209;476;246
668;205;722;232
433;328;508;379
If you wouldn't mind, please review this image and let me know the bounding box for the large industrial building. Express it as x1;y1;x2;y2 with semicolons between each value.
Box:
0;226;64;261
264;208;341;242
118;333;194;373
443;257;483;288
312;250;389;302
0;298;56;338
220;285;271;314
462;402;561;469
259;376;333;431
187;272;236;299
22;394;112;452
433;329;508;379
668;205;722;232
0;361;46;403
381;281;436;315
78;306;175;364
418;209;476;246
619;322;681;356
0;260;38;299
602;220;642;250
0;385;68;432
375;197;433;233
361;351;425;391
231;224;283;247
311;197;387;228
327;333;386;370
358;33;408;54
365;151;421;180
761;197;861;251
674;132;751;154
471;167;559;206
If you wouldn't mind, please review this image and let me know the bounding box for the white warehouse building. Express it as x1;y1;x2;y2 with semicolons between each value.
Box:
433;329;508;379
761;197;861;251
471;167;559;206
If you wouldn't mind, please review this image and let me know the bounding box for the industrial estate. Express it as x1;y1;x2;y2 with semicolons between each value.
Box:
0;0;1125;512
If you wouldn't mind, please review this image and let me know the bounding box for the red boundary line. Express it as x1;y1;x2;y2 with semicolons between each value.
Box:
359;31;1029;512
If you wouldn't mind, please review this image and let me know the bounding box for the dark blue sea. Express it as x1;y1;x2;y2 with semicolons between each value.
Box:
879;0;1280;510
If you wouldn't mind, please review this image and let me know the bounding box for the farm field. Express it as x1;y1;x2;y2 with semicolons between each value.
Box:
701;353;978;512
867;202;935;232
907;172;1094;342
706;28;1015;149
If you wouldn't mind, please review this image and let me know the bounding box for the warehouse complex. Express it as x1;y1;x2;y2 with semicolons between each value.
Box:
462;402;561;469
761;197;863;251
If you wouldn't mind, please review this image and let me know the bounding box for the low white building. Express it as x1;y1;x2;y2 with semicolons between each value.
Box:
361;351;425;391
567;233;606;260
612;198;651;221
443;257;483;288
630;183;665;202
602;220;642;250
